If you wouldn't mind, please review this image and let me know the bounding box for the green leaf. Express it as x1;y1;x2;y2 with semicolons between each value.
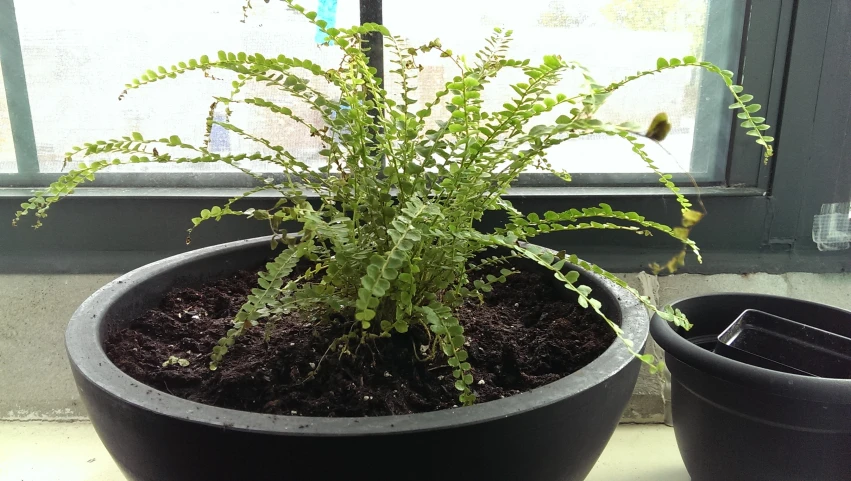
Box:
393;320;409;333
463;76;480;88
656;57;669;69
543;54;562;68
382;267;399;280
745;104;761;113
564;270;580;283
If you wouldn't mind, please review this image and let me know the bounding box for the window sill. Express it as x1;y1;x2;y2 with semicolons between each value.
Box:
2;183;845;275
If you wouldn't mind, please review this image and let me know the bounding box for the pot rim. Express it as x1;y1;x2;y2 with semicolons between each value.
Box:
67;236;648;436
650;293;851;405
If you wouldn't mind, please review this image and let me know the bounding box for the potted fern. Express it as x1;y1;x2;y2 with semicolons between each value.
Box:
14;2;772;480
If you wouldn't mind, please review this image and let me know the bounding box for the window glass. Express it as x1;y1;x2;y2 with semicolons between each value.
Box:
9;0;743;181
383;0;743;179
14;0;358;173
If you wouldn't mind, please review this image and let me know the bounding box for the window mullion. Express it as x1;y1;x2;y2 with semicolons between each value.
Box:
359;0;384;82
0;0;39;174
358;0;385;168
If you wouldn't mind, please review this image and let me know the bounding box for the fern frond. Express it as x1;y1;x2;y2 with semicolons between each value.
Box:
355;198;440;327
210;242;308;369
571;57;774;160
14;152;280;227
419;303;476;405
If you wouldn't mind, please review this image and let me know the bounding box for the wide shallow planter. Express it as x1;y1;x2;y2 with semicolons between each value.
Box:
651;293;851;481
68;236;648;481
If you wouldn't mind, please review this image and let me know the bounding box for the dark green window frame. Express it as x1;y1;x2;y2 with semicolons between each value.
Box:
1;0;849;274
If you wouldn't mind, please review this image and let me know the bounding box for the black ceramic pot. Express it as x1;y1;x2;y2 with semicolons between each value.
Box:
67;237;648;481
651;293;851;481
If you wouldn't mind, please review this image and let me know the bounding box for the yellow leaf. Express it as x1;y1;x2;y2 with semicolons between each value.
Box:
645;113;672;141
681;209;704;227
672;227;690;240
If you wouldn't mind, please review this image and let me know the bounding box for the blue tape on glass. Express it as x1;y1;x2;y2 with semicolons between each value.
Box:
210;112;231;153
315;0;338;44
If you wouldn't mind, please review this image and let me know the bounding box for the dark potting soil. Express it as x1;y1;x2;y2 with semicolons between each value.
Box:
105;262;616;417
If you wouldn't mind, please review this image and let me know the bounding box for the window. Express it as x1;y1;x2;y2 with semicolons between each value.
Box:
3;0;748;184
2;0;850;274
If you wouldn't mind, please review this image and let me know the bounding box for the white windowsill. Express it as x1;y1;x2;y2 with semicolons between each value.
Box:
0;422;688;480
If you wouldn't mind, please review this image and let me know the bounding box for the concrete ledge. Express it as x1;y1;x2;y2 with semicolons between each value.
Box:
2;270;849;422
1;274;117;420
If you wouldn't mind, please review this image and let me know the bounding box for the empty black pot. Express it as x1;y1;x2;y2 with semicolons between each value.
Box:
67;236;648;481
651;294;851;481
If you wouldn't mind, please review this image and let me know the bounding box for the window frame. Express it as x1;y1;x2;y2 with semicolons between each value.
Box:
3;0;775;188
1;0;850;275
